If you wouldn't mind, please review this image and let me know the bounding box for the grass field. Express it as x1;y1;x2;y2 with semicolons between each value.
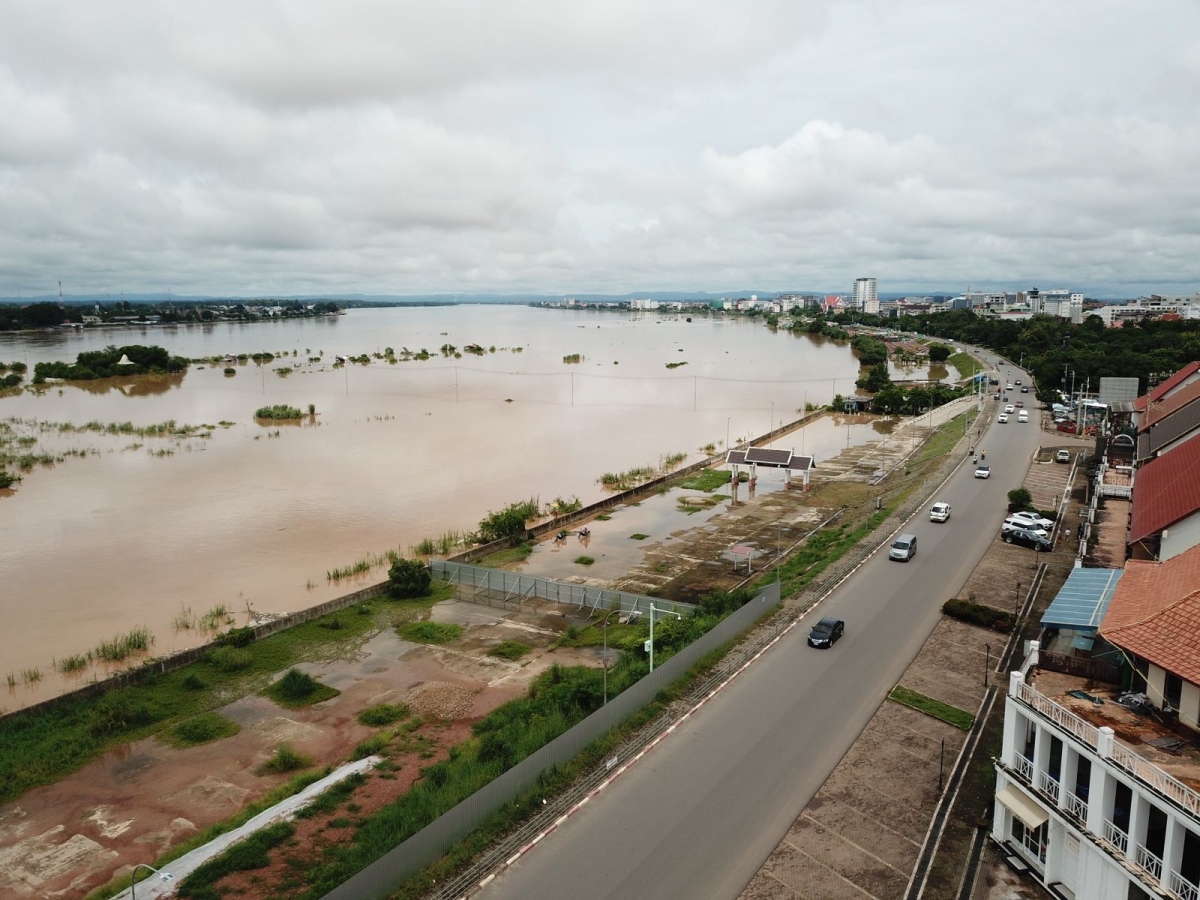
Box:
888;685;974;730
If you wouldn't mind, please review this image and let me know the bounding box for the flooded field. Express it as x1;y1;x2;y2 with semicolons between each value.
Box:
0;307;902;710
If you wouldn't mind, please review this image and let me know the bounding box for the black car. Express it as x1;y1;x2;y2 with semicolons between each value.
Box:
1003;526;1052;552
1021;386;1029;393
808;617;845;648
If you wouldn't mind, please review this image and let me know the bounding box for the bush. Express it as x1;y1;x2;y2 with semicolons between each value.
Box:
358;703;409;727
254;404;303;420
488;641;531;661
1007;488;1033;514
182;672;207;691
262;668;339;708
89;690;158;737
387;558;431;599
223;367;236;376
218;626;256;648
259;744;312;775
942;598;1013;632
166;712;240;748
207;646;253;672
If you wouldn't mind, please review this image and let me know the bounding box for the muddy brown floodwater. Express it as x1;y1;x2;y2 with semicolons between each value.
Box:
0;307;933;711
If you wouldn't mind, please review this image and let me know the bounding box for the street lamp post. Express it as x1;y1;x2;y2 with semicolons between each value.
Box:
130;864;174;899
647;602;682;673
726;417;730;450
599;608;622;705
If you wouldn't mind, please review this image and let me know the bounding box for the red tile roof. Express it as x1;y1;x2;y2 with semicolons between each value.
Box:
1134;361;1200;411
1129;435;1200;544
1100;544;1200;685
1140;377;1200;432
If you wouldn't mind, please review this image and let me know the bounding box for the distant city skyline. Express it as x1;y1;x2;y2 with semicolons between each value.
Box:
1;3;1197;298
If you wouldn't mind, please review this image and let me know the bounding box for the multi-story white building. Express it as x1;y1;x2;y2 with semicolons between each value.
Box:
853;277;878;314
994;643;1200;900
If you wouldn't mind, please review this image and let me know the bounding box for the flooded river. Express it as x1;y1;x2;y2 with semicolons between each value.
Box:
0;306;934;710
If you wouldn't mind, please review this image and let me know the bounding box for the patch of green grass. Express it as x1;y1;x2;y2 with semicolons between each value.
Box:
176;820;295;898
351;734;390;761
207;646;253;672
629;533;649;540
262;668;339;709
889;685;974;730
259;743;313;775
358;703;409;727
575;556;595;565
595;513;612;521
397;621;463;644
676;469;730;492
161;712;241;748
474;541;534;567
488;641;531;661
947;351;984;381
296;772;366;819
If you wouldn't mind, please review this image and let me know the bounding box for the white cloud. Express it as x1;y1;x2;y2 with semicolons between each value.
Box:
0;1;1197;297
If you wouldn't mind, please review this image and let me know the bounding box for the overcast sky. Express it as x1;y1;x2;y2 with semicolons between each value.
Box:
1;1;1197;299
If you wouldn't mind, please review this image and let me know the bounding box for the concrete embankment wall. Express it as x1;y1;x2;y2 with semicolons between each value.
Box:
8;411;821;721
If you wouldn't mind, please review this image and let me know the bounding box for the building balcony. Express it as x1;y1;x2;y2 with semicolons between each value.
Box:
1063;789;1088;823
1170;870;1200;900
1012;671;1200;828
1102;818;1129;855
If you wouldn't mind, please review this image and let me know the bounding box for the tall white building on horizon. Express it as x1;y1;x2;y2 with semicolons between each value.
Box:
854;277;878;314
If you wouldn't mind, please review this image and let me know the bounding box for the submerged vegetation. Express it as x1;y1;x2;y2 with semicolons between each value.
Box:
33;345;189;382
254;404;305;420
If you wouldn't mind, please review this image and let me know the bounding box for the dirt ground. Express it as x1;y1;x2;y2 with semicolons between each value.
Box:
0;600;598;898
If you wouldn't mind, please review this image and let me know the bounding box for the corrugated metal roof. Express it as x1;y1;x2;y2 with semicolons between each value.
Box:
1129;434;1200;543
1140;379;1200;431
1041;567;1124;631
1134;362;1200;411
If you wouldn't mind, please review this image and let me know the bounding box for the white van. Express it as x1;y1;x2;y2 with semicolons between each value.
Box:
1017;410;1029;423
889;533;917;562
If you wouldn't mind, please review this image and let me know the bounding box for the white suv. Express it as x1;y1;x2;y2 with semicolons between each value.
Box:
1006;510;1054;531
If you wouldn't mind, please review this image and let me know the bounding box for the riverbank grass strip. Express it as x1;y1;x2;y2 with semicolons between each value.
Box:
888;685;974;731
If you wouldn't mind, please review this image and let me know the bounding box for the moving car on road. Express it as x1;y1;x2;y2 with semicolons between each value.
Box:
929;501;951;522
998;413;1009;423
974;464;991;479
807;617;845;648
1005;404;1015;413
1003;526;1052;551
889;533;918;561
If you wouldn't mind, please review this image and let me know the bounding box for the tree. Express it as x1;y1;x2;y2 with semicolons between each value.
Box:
927;343;952;362
856;362;891;392
388;558;431;599
1007;488;1033;514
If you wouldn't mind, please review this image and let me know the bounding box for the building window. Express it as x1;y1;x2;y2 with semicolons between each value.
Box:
1012;817;1048;863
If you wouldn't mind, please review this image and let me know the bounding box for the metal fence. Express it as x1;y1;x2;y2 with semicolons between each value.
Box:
431;560;695;618
320;580;780;900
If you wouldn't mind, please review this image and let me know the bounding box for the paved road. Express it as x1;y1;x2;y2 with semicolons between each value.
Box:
479;359;1041;900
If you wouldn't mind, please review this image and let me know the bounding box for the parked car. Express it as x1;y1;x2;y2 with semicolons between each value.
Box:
930;501;951;522
1003;516;1048;537
808;616;845;648
889;533;918;561
974;464;991;479
1056;449;1071;463
997;413;1009;423
1005;404;1015;413
1007;510;1054;530
1003;526;1052;551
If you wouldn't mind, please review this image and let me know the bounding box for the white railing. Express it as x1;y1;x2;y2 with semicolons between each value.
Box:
1014;754;1034;783
1064;790;1088;821
1110;742;1200;823
1015;681;1101;747
1135;843;1164;880
1103;818;1129;854
1171;870;1200;900
1038;769;1061;804
1015;681;1200;825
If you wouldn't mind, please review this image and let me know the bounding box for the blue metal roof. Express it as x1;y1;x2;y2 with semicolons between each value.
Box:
1041;567;1124;632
